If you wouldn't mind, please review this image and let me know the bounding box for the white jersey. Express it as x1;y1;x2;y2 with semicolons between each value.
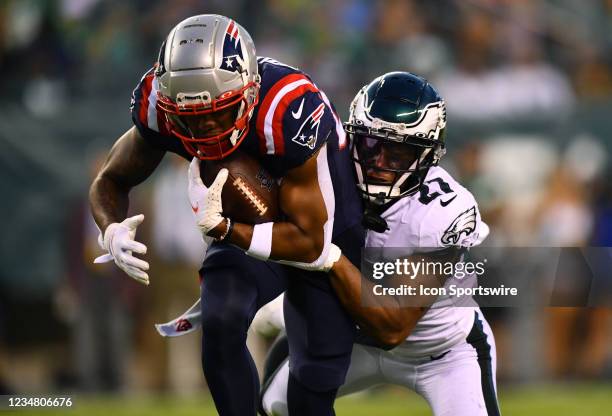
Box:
366;166;488;357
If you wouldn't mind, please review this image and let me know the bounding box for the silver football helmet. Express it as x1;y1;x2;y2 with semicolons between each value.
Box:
156;14;260;160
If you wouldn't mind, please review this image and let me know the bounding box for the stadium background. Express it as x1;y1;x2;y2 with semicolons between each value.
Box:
0;0;611;414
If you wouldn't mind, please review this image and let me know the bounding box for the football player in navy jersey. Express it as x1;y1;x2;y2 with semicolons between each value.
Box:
89;14;363;416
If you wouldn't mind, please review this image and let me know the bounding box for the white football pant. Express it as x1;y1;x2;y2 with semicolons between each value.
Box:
261;309;500;416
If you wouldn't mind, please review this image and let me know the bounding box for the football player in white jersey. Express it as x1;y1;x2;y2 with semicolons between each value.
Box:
259;72;500;416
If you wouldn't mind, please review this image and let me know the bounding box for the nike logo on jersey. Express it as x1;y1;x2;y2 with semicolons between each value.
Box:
430;350;451;361
292;98;305;119
440;195;457;207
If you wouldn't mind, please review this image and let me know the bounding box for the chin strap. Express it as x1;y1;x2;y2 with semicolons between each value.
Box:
362;207;389;233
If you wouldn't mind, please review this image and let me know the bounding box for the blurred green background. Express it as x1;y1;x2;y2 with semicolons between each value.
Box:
1;0;611;414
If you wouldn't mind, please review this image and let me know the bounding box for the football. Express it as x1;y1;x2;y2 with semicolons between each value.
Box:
201;151;280;224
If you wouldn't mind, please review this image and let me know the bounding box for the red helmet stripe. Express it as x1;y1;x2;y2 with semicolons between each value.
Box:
227;20;239;40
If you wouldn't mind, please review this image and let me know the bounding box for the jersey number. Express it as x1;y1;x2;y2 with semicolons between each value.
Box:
418;178;454;205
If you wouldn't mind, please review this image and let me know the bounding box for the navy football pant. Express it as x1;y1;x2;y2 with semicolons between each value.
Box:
199;225;363;416
200;245;286;415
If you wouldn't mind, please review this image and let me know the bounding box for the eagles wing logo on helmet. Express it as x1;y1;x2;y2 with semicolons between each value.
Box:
220;20;244;72
441;206;477;246
291;102;325;149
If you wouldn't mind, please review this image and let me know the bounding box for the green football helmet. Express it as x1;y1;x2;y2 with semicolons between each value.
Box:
346;71;447;205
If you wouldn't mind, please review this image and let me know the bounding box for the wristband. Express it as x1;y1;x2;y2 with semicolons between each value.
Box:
246;222;274;260
218;218;234;242
276;243;342;272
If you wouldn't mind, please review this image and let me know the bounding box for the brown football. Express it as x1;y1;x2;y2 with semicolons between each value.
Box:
201;151;280;224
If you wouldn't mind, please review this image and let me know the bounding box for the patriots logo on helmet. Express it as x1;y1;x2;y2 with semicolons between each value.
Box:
220;20;244;72
291;103;325;149
441;206;477;246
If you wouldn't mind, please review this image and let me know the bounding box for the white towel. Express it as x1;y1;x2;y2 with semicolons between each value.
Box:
155;299;202;337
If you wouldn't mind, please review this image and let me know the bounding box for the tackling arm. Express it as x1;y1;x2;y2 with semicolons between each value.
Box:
329;248;461;348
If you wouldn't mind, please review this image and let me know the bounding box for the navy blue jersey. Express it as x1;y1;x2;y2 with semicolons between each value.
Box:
130;57;362;236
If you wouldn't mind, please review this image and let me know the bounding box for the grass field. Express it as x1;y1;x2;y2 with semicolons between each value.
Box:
7;383;612;415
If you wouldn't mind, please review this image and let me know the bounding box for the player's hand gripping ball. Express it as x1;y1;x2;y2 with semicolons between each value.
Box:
188;158;229;240
188;151;280;239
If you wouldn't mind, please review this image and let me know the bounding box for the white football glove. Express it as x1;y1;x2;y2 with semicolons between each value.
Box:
188;157;228;238
94;214;150;285
277;243;342;272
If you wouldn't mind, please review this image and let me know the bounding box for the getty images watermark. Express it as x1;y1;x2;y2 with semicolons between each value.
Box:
360;247;612;308
370;256;516;299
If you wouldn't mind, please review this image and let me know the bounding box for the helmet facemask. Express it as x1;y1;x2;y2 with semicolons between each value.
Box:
348;124;445;205
157;79;259;160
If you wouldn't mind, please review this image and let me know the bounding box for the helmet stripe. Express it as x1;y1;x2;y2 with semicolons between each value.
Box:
226;20;235;36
